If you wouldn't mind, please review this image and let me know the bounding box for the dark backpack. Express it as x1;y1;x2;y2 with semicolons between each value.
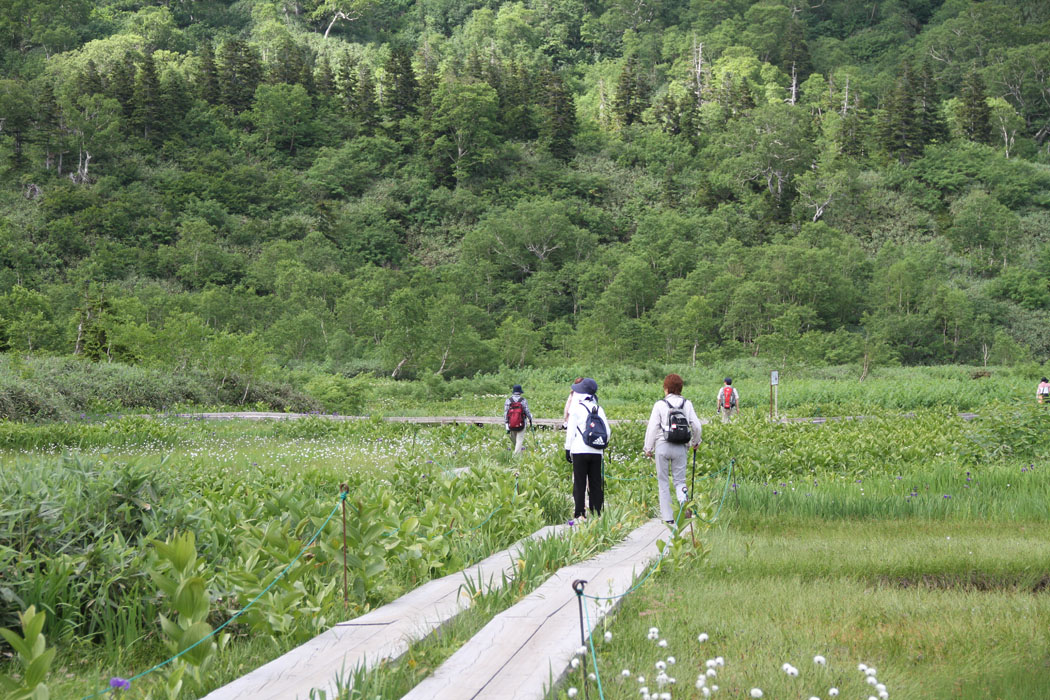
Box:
507;397;526;431
577;400;609;449
663;398;691;444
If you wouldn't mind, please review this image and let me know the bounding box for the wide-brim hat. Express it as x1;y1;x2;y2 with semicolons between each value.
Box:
512;384;523;393
572;377;598;395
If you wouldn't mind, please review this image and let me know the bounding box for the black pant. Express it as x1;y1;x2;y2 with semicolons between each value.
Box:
571;452;604;518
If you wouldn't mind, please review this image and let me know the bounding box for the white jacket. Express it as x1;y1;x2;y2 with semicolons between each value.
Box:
644;394;703;452
565;394;610;454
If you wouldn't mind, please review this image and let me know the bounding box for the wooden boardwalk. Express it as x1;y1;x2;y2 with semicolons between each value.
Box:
202;524;566;700
401;519;670;700
163;412;639;427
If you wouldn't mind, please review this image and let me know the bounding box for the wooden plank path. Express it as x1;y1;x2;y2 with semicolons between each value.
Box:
401;519;670;700
159;412;640;426
202;524;567;700
158;411;979;426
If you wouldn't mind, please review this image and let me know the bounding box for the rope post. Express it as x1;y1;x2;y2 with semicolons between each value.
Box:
689;447;697;512
731;458;739;505
340;483;350;609
572;579;589;700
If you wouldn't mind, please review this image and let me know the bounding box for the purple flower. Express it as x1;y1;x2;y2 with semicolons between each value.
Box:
943;494;951;499
110;677;130;691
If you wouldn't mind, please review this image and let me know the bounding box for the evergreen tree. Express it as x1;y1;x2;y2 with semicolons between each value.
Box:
538;70;576;161
382;43;418;123
217;38;263;113
33;79;62;172
270;36;306;86
196;42;219;104
316;55;335;97
654;91;681;135
417;55;439;123
780;18;813;91
878;62;920;164
337;52;359;112
914;58;947;147
76;59;104;96
108;54;136;119
161;70;192;137
613;56;645;127
959;63;992;144
503;60;536;140
133;51;162;140
357;64;379;135
838;106;866;158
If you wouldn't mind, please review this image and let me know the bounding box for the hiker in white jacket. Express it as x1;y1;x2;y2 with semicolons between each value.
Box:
564;377;609;520
644;374;703;523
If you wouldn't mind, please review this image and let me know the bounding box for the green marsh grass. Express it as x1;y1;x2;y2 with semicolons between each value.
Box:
559;447;1050;700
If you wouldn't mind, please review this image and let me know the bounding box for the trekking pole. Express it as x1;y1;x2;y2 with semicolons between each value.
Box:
689;447;696;505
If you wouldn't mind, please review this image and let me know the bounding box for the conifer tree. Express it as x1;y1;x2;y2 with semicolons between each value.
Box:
270;36;306;86
218;38;262;112
196;42;219;104
878;62;920;163
337;52;359;112
76;59;104;96
316;55;335;97
417;55;439;123
780;18;812;102
132;51;162;140
108;54;136;119
914;58;946;147
33;79;62;172
538;70;576;161
357;64;379;135
382;43;418;123
959;63;992;144
613;56;645;127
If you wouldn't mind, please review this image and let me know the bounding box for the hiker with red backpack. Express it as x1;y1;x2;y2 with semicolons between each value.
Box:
504;384;533;453
644;373;703;525
716;377;739;423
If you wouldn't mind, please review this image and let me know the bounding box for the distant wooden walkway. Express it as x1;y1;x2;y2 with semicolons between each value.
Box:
164;411;978;426
165;412;638;427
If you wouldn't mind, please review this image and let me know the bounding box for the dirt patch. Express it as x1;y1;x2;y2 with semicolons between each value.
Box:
875;573;1050;593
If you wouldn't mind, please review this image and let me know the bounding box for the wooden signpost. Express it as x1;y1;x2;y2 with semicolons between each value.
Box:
770;370;779;420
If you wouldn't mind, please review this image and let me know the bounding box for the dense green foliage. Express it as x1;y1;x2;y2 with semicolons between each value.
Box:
1;0;1050;379
2;422;648;697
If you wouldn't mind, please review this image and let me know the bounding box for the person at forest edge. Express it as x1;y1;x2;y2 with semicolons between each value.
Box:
563;376;584;427
564;377;609;520
1038;377;1050;404
504;384;533;452
717;377;739;423
644;373;703;524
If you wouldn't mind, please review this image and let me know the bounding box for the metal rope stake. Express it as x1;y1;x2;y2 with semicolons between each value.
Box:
572;579;589;700
340;483;350;609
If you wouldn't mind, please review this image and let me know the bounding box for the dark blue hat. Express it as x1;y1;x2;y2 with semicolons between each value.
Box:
572;377;598;395
512;384;523;393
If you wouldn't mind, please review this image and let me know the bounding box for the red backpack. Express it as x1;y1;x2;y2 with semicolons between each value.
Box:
722;386;735;409
507;398;526;431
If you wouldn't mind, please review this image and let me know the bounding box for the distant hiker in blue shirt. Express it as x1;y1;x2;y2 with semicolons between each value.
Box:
504;384;533;453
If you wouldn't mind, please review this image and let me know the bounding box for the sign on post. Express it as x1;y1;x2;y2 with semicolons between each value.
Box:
769;371;779;420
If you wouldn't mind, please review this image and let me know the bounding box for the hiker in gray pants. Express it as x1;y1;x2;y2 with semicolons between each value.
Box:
643;373;703;524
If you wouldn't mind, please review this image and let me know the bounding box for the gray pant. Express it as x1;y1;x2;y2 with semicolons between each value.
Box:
655;442;689;521
508;429;526;453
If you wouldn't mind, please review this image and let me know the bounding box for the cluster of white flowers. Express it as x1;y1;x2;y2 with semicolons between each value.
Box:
858;663;890;699
572;626;891;700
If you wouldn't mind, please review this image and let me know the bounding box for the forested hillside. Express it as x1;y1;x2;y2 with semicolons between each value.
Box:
2;0;1050;379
